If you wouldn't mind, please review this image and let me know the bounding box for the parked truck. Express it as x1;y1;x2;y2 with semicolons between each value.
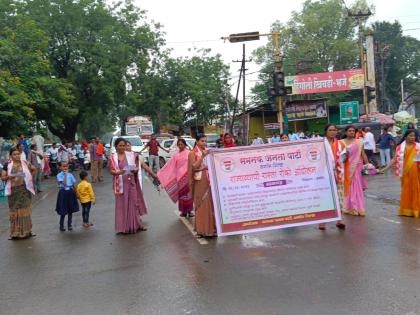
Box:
125;116;154;138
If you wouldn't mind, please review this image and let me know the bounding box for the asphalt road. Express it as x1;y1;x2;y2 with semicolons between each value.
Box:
0;171;419;315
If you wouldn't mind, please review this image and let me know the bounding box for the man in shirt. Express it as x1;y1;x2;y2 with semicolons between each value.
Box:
28;144;44;193
377;128;394;167
18;134;29;158
363;127;376;165
251;134;264;145
271;133;281;143
140;135;169;173
90;137;104;183
47;143;59;176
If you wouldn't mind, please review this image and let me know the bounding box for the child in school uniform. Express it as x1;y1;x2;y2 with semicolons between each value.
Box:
55;162;79;231
77;171;95;228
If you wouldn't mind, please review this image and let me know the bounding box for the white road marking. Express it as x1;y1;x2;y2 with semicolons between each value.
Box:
146;174;208;244
382;217;401;224
174;210;209;245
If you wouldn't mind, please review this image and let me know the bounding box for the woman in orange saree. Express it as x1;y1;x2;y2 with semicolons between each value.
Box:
382;130;420;218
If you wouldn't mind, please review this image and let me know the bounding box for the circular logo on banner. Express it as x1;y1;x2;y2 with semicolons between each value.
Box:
306;147;321;162
220;158;235;172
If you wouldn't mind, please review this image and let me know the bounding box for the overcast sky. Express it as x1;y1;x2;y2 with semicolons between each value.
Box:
134;0;420;99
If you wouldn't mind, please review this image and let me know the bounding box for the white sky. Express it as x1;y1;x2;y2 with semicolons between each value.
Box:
134;0;420;99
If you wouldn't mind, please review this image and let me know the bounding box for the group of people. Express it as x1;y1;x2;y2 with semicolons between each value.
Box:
1;124;419;240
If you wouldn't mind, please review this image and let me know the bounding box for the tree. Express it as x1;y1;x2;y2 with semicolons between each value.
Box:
251;0;366;104
134;50;230;132
0;11;73;138
16;0;164;141
372;21;420;112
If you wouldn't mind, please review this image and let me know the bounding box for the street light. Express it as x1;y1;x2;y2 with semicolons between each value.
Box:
222;31;285;133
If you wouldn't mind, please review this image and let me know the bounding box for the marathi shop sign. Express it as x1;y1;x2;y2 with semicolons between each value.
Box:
285;69;364;95
206;139;341;236
286;100;327;121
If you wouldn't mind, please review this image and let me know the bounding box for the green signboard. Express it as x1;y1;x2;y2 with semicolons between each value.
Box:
339;101;359;124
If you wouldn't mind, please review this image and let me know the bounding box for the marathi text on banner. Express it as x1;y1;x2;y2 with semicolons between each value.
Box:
285;69;364;95
207;139;341;236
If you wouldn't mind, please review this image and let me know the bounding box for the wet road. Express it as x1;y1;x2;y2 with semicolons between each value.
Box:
0;172;419;315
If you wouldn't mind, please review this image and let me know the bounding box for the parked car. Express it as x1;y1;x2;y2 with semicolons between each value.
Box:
205;133;219;148
142;137;195;168
109;135;146;155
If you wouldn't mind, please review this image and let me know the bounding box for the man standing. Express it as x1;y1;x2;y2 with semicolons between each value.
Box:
377;128;394;168
32;132;45;171
90;137;104;182
251;133;264;145
18;134;29;158
140;135;169;173
216;134;224;148
28;144;44;193
363;127;376;165
47;143;59;176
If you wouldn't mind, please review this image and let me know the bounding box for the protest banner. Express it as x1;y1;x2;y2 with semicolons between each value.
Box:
207;139;341;236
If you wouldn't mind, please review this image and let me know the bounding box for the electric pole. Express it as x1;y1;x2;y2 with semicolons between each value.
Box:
348;9;372;118
232;44;252;113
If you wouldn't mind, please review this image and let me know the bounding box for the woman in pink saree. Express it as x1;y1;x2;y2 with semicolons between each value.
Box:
342;125;369;216
158;139;194;217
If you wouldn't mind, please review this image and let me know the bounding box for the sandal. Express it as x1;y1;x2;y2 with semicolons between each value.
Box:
318;224;326;230
336;222;346;230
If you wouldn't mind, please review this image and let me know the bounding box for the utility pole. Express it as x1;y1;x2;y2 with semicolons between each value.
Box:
348;9;372;118
232;44;251;113
272;32;284;134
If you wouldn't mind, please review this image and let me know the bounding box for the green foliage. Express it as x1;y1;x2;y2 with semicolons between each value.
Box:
136;49;230;130
371;21;420;111
251;0;367;105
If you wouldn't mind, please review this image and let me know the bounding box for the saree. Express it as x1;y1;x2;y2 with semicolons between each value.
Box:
343;140;367;216
398;144;420;218
158;150;193;215
188;148;216;237
6;162;34;239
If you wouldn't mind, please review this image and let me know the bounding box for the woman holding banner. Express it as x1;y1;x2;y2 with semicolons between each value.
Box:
319;124;346;230
188;134;216;237
342;125;369;216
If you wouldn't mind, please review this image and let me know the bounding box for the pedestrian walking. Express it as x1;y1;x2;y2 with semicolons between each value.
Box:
158;138;194;217
342;125;369;216
57;141;70;165
377;128;394;168
1;147;36;240
407;123;419;142
139;135;169;173
109;138;157;234
319;124;346;230
363;127;376;165
381;130;420;218
47;143;59;176
55;162;79;232
75;141;85;169
77;171;95;227
18;134;29;158
90;137;105;182
28;144;44;193
32;131;45;172
188;134;216;238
